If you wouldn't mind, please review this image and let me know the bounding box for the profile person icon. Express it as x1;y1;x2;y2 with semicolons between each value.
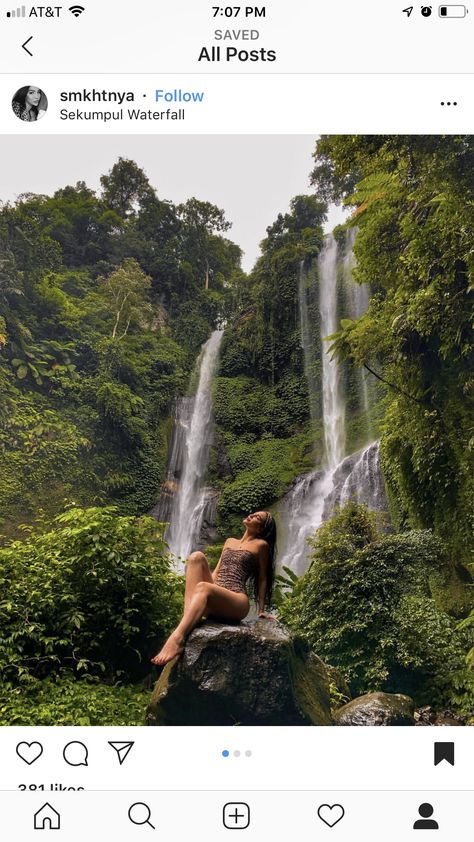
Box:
413;803;439;830
12;86;48;122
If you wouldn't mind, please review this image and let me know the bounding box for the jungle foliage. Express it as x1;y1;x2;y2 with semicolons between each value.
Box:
0;506;183;686
0;158;242;535
212;196;327;532
0;675;149;726
0;159;237;721
214;137;473;711
311;136;474;567
279;503;472;708
309;136;474;685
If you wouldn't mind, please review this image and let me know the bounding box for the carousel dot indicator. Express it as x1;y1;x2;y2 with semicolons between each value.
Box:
245;750;252;757
233;750;241;757
222;749;230;757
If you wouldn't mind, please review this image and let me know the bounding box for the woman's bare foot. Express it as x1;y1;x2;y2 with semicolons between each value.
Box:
150;632;185;666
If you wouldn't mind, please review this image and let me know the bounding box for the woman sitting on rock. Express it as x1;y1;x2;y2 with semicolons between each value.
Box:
151;511;276;667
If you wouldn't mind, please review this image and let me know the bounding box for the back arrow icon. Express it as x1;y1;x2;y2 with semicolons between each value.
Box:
403;6;414;14
22;36;33;56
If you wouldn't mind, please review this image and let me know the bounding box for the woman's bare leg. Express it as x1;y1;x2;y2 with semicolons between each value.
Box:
151;583;249;666
149;550;213;667
184;551;213;610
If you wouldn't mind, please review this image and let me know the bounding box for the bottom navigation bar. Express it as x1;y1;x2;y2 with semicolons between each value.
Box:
1;790;472;841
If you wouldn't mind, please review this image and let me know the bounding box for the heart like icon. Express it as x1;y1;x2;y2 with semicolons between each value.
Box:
317;803;345;828
16;741;43;765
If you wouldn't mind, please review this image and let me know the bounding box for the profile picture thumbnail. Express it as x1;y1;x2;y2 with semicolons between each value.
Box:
12;85;48;122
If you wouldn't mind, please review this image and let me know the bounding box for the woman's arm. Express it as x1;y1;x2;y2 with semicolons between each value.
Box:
257;544;270;616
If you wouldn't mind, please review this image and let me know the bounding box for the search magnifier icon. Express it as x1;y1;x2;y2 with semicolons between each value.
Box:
128;802;155;830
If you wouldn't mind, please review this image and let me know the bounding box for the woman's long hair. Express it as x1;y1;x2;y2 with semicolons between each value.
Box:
12;87;46;120
251;512;277;609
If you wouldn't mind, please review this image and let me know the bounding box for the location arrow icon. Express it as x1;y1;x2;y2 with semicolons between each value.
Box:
108;741;134;765
403;6;414;15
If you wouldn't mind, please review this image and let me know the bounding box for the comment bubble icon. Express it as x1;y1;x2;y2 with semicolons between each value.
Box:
63;741;89;767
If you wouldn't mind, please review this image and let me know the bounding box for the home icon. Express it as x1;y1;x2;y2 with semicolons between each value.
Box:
34;803;61;830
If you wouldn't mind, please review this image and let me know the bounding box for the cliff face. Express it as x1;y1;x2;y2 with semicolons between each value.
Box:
146;619;334;726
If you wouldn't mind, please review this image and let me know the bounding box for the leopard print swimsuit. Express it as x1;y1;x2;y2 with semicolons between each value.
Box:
215;547;257;595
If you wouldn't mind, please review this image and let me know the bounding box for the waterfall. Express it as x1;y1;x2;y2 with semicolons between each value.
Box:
277;468;334;576
278;234;344;575
339;440;385;509
152;396;194;527
154;329;223;564
278;229;385;576
324;440;386;517
342;228;372;433
319;234;345;469
298;260;320;426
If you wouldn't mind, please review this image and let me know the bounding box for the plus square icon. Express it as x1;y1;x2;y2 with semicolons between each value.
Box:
223;802;250;829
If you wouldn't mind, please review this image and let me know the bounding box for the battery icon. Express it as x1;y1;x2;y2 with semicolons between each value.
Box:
439;4;468;15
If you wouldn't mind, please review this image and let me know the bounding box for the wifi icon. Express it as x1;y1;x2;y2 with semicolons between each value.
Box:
69;5;85;16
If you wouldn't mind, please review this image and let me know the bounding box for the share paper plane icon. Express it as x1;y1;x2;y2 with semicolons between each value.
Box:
403;5;414;14
108;741;134;765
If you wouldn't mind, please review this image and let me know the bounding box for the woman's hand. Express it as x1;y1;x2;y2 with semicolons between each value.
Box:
258;611;276;621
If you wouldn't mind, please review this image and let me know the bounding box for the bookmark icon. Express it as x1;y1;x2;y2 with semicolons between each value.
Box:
434;742;454;766
108;741;134;766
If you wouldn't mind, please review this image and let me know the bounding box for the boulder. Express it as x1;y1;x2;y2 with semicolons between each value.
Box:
334;692;415;726
146;619;333;726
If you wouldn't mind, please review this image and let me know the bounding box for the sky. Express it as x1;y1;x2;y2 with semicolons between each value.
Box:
0;135;347;272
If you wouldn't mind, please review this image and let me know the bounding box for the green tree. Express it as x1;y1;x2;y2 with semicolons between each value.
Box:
99;258;152;340
0;231;23;305
100;158;155;219
178;198;233;289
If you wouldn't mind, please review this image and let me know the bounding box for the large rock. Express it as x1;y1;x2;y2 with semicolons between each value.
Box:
334;692;415;726
146;619;333;726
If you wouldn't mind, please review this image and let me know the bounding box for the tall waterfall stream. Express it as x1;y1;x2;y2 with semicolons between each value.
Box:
278;231;385;575
153;330;223;566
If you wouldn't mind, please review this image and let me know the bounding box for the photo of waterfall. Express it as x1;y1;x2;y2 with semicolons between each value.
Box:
1;134;472;726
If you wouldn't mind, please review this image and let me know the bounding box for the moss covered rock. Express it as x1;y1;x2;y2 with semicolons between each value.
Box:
334;692;415;726
146;619;333;726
